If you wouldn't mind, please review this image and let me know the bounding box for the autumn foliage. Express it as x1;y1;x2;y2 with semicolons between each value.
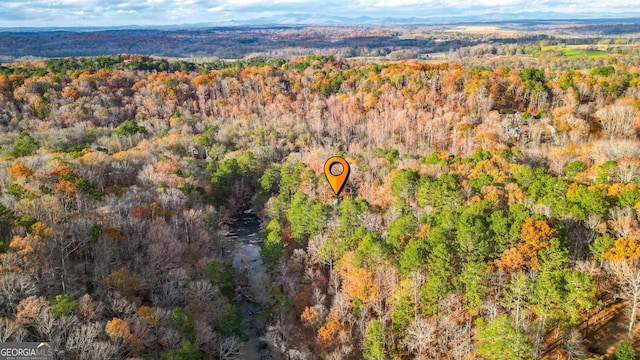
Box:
498;218;559;271
0;46;640;359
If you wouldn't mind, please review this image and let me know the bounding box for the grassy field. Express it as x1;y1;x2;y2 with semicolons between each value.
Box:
541;44;609;57
398;34;419;40
567;49;608;57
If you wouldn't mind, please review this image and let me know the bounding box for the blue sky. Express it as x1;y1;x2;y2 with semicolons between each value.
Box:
1;0;639;27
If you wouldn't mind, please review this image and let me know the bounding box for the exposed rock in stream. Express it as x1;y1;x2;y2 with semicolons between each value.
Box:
221;209;271;360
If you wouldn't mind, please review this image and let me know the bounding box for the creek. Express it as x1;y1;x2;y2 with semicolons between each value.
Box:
221;209;270;360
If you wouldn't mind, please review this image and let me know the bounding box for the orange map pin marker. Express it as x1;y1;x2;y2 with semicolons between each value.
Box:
324;156;350;196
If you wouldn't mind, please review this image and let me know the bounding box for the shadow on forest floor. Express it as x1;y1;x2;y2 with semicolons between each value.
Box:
541;299;639;359
584;300;639;358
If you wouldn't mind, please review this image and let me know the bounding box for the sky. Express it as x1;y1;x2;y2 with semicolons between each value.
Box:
1;0;640;27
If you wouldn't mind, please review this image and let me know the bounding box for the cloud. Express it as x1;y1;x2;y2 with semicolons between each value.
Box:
0;0;639;27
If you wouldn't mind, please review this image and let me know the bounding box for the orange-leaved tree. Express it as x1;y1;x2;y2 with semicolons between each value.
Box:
498;218;559;271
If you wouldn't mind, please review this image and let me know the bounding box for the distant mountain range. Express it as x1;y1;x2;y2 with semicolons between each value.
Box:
1;12;640;32
224;12;640;26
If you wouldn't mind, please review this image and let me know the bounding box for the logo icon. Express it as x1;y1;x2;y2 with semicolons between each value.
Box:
0;342;53;360
324;156;350;196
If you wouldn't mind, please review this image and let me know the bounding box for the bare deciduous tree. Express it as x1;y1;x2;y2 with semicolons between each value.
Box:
404;317;436;359
67;323;102;357
595;105;638;140
606;258;640;336
0;272;37;316
90;341;120;360
0;317;22;342
219;336;241;360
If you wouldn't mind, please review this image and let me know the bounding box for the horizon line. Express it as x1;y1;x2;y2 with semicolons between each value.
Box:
1;14;640;30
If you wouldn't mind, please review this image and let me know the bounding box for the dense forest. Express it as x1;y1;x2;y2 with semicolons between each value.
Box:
0;45;640;359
